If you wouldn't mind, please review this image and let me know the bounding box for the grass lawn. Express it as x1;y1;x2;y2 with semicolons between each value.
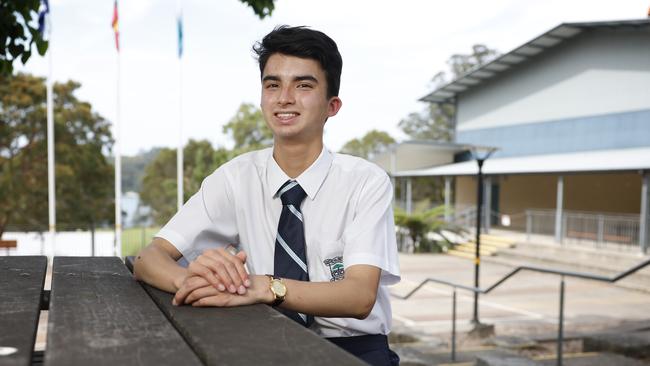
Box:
121;226;160;257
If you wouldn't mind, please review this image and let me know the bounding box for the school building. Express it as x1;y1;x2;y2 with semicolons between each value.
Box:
374;19;650;252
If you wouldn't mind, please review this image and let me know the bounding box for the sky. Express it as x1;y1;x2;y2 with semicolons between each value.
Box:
16;0;650;156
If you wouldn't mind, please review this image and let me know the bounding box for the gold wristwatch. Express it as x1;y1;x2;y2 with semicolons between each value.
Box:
267;275;287;306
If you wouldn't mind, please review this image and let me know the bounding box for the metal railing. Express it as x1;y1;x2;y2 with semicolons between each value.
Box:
526;209;644;249
392;257;650;366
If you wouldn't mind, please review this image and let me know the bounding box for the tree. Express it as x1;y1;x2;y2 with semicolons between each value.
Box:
121;147;163;193
0;0;276;75
0;0;48;75
398;44;499;143
222;103;273;154
398;103;455;141
0;73;114;238
139;140;231;225
340;130;395;159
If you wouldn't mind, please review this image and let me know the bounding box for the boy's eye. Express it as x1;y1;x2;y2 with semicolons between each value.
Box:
297;83;312;89
265;83;279;88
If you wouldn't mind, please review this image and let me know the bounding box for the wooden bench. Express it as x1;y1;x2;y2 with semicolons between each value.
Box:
0;256;363;365
0;239;17;255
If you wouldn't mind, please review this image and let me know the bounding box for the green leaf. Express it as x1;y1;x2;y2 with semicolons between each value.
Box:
36;38;49;55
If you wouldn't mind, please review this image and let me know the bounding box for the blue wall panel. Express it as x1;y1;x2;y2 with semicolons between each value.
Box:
456;109;650;159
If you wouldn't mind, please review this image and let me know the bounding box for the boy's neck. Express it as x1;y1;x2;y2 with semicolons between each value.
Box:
273;140;323;179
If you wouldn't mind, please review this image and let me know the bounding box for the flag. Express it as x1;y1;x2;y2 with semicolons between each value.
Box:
112;0;119;51
38;0;50;36
177;10;183;58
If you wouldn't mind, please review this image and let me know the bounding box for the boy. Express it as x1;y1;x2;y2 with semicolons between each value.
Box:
134;26;400;365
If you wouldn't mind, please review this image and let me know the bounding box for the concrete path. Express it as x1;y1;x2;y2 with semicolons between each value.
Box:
389;253;650;339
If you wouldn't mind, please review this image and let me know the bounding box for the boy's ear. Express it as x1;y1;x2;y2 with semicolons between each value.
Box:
327;97;342;118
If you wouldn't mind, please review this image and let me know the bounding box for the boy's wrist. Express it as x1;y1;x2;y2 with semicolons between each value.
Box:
252;275;276;305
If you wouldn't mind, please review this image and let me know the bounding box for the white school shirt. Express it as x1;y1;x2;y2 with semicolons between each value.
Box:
156;146;401;337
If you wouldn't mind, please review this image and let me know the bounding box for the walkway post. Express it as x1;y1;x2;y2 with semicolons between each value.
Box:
470;146;497;325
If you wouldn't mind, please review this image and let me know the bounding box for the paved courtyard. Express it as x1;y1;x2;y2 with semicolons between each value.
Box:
389;253;650;339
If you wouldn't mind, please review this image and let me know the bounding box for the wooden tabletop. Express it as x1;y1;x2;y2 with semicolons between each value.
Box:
0;256;363;366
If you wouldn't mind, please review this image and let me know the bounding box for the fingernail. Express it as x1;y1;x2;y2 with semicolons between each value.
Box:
218;284;226;291
244;279;251;287
238;285;246;294
228;284;236;293
172;299;177;306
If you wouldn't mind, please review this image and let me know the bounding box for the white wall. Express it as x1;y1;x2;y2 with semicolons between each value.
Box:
2;231;116;257
457;28;650;131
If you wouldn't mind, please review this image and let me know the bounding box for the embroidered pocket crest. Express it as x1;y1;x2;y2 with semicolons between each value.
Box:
323;256;345;282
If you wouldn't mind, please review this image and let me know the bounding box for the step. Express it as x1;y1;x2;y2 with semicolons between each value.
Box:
391;343;513;366
464;238;514;250
455;245;496;256
583;330;650;359
460;241;505;251
481;234;517;245
534;352;649;366
479;352;649;366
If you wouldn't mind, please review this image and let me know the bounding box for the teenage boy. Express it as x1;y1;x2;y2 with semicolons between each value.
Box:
134;25;400;365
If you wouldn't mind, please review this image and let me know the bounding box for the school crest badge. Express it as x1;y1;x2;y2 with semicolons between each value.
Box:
323;256;345;282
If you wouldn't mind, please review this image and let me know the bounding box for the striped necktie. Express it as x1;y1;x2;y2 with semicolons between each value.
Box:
274;180;313;326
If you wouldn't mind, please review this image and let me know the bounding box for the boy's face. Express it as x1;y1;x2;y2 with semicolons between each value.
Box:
260;53;341;145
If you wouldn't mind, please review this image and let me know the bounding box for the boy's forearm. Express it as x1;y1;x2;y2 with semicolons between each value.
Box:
134;240;189;293
279;265;380;319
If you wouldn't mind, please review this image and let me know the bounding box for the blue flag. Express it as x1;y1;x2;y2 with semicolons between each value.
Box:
177;11;183;58
38;0;50;36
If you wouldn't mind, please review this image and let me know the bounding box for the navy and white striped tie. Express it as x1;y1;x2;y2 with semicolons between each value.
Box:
274;180;313;326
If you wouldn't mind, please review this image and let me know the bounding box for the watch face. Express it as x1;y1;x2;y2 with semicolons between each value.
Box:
271;280;286;297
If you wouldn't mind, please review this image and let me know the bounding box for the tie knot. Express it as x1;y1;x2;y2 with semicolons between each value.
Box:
278;180;307;206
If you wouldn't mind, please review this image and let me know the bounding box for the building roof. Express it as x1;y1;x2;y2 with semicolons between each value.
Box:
393;147;650;177
370;140;494;173
421;18;650;103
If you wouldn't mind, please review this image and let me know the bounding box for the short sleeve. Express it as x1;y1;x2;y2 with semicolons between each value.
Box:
155;166;238;262
341;172;400;286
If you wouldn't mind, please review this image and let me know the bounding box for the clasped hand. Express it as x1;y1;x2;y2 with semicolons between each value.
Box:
173;247;268;307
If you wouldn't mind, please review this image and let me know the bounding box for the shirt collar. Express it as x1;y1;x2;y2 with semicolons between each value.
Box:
266;145;333;201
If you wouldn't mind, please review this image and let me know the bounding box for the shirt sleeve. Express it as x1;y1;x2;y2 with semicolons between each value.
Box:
341;172;401;286
155;166;239;262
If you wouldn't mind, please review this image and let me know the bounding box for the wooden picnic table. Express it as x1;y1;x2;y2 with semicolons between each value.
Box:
0;256;363;366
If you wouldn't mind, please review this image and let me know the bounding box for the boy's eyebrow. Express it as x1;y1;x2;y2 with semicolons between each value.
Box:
262;75;319;83
262;75;280;82
294;75;318;83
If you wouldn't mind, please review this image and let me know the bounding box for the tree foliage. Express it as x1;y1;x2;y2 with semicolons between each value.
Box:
139;140;231;225
222;103;273;154
340;130;395;159
394;205;455;253
239;0;275;19
0;73;114;238
0;0;48;75
121;147;162;193
140;103;272;225
399;44;499;143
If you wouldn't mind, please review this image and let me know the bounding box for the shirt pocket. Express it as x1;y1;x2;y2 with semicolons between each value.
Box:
312;238;345;282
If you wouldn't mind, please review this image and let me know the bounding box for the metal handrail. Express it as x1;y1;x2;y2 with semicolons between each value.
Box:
392;257;650;366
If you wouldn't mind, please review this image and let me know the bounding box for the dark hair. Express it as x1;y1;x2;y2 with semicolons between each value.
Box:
253;25;342;98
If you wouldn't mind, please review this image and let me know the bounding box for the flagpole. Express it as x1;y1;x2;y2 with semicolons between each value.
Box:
113;0;122;258
114;50;122;257
46;5;55;258
176;0;183;212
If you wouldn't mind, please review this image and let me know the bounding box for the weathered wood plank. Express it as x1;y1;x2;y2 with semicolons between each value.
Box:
44;257;202;366
0;256;47;366
142;278;365;366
